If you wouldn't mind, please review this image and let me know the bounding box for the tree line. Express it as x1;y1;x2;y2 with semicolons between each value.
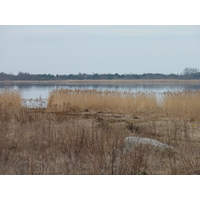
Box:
0;68;200;81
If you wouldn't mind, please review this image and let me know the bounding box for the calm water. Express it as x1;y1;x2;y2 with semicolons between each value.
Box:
1;83;200;100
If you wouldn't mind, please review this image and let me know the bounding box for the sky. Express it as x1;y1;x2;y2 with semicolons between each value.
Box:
0;25;200;75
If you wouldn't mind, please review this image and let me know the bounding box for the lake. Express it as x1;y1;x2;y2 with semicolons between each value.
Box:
1;82;200;100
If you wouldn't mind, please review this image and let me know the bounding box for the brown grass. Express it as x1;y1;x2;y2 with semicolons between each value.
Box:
47;89;158;114
0;88;22;108
2;79;200;85
47;89;200;121
0;106;200;175
162;90;200;121
0;88;200;174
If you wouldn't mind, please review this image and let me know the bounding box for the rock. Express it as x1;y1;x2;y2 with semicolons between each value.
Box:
116;136;174;156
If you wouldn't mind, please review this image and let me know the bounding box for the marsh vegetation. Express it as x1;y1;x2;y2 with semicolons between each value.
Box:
1;89;200;174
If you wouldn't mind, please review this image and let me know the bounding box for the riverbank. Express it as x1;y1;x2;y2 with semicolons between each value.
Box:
1;79;200;85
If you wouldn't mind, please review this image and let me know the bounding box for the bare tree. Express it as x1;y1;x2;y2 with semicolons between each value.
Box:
183;68;200;75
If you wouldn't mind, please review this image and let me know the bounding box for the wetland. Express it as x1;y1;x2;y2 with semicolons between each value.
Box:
1;80;200;174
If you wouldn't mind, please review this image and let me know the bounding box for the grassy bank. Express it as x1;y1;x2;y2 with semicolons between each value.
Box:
1;79;200;85
1;89;200;174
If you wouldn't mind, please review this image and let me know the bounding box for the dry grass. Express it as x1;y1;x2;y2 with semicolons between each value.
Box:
48;89;200;121
0;89;22;122
47;89;159;114
162;90;200;121
0;89;22;108
0;106;200;175
1;88;200;174
2;79;200;85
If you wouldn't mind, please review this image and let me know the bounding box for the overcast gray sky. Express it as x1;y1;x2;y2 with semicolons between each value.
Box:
0;25;200;75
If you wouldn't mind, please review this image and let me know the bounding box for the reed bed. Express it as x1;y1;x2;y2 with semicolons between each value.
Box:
0;88;200;174
48;89;200;121
47;89;159;114
0;89;22;108
162;90;200;120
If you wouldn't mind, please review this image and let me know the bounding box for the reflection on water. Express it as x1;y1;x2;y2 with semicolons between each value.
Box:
1;83;200;100
22;99;48;108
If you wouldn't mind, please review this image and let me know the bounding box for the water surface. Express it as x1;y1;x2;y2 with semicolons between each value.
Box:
1;83;200;100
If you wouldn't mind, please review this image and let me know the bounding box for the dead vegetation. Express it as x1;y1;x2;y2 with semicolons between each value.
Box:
0;88;21;108
1;89;200;174
48;89;200;121
47;89;159;114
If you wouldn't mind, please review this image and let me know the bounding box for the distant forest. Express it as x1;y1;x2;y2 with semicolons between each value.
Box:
0;68;200;81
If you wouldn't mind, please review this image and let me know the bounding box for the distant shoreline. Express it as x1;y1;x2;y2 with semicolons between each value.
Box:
1;79;200;85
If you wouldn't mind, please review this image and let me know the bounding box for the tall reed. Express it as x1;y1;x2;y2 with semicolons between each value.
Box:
0;89;22;108
48;89;200;121
47;89;158;114
162;90;200;120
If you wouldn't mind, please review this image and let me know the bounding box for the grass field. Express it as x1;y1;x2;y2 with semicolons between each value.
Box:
1;89;200;174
